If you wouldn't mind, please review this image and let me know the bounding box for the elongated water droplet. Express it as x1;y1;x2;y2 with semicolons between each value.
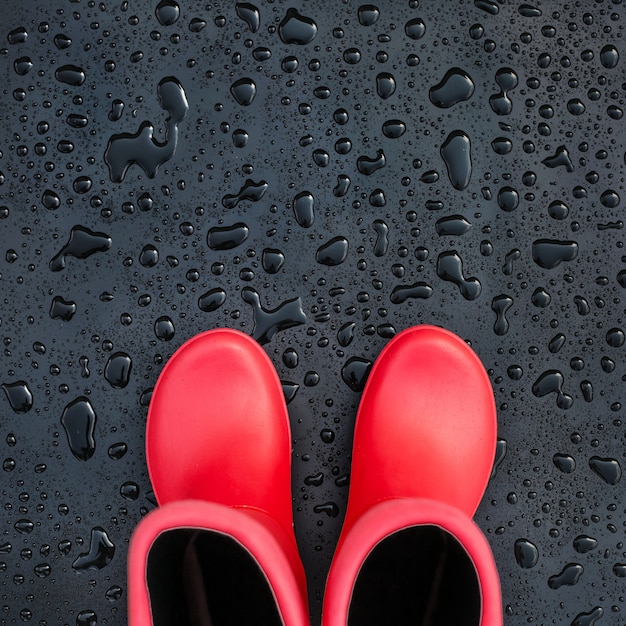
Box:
441;131;472;190
104;352;132;389
60;397;97;461
316;237;349;266
72;527;115;571
2;381;33;414
429;68;474;108
278;8;317;44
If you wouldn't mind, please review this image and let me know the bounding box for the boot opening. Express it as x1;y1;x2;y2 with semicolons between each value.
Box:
348;524;481;626
146;528;283;626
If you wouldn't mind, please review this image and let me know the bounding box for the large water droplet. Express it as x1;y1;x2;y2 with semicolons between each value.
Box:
435;215;471;236
222;179;268;208
50;296;77;321
548;563;583;589
376;72;396;99
589;456;621;485
532;239;578;269
429;68;475;108
316;237;349;266
278;8;317;44
405;17;426;40
358;4;380;26
293;191;315;228
441;131;472;191
207;223;249;250
230;77;257;106
155;0;180;25
600;44;619;69
357;149;386;175
390;282;434;304
72;527;115;571
154;316;175;341
236;2;260;33
341;357;372;392
2;381;33;414
436;251;481;300
382;119;406;138
531;370;573;409
54;64;86;86
514;538;539;568
104;352;132;389
50;225;112;272
60;397;97;461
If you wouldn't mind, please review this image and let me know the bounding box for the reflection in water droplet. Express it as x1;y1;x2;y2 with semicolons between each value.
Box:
104;352;132;389
435;215;471;236
278;8;317;44
429;68;475;108
60;397;97;461
491;137;512;155
441;131;472;191
316;237;349;266
72;527;115;571
2;381;33;414
382;119;406;138
436;251;481;300
514;538;539;568
475;0;500;15
571;606;604;626
262;249;285;274
518;4;542;17
337;322;356;347
390;282;434;304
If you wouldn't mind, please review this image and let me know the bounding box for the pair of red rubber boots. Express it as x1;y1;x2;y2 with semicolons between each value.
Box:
128;325;502;625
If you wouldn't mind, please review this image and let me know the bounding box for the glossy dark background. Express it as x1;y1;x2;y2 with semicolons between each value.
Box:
1;1;625;624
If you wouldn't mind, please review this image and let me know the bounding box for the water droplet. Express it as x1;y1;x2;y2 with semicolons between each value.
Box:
2;381;33;414
390;282;434;304
314;502;340;517
573;535;597;554
242;287;306;345
55;64;86;86
358;4;380;26
210;178;250;206
50;225;112;271
189;18;207;32
154;316;175;341
490;67;518;115
405;17;426;40
198;288;227;312
305;472;324;486
531;287;551;307
232;129;249;147
282;348;299;369
104;77;188;182
518;4;542;17
357;149;386;175
76;610;97;626
108;442;128;460
441;131;472;191
548;200;569;220
120;481;140;500
548;563;583;589
531;370;573;409
104;352;132;389
337;322;356;347
316;237;349;266
72;527;115;571
474;0;499;15
341;357;372;392
139;244;159;267
437;251;481;300
571;607;604;626
532;239;578;269
514;539;539;568
293;191;315;228
376;72;396;99
8;26;28;44
429;68;475;108
553;453;576;473
600;189;620;208
108;99;124;122
343;47;361;64
497;187;519;212
60;397;97;461
236;3;260;33
382;119;406;138
155;0;180;26
278;8;317;45
589;456;621;485
49;296;77;321
230;77;257;106
207;223;249;250
567;98;586;116
54;33;72;49
542;145;574;171
282;382;299;404
435;215;471;236
491;137;512;155
14;56;33;75
15;519;34;534
492;294;513;336
600;44;619;69
369;189;386;207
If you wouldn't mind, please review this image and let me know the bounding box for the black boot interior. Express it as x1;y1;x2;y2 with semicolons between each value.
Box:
348;525;481;626
146;528;283;626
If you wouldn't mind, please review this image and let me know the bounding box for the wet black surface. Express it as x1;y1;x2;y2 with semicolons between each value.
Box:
1;0;626;624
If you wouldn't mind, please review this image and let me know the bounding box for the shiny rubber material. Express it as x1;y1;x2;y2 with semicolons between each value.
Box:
130;329;308;625
323;325;501;626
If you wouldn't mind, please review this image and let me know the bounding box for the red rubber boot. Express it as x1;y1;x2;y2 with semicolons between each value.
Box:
322;325;502;626
128;329;309;626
